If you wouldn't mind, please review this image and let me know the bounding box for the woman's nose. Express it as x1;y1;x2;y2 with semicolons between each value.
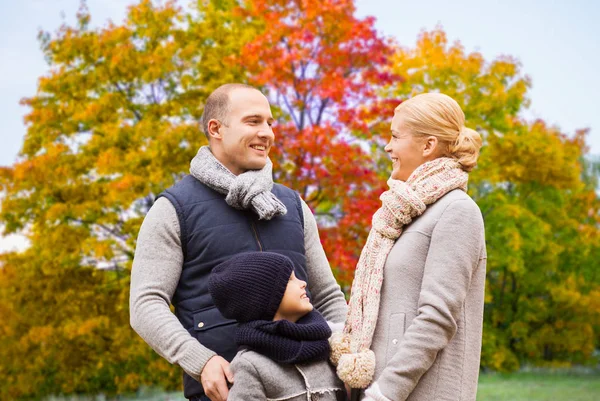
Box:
384;142;392;152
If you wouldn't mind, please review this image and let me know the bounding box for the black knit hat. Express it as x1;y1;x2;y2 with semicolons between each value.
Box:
208;252;295;322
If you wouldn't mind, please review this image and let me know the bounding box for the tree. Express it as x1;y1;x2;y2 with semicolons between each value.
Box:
236;0;397;288
0;0;255;398
0;249;180;399
479;123;600;371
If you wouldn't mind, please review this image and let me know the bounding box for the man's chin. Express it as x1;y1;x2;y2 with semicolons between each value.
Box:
246;159;268;171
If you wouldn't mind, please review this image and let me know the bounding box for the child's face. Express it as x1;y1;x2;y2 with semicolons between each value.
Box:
274;271;313;322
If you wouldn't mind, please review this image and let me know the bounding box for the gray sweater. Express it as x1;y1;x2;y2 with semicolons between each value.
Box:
129;197;348;381
229;349;346;401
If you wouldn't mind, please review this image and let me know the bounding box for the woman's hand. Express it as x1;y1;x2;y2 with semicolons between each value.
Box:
363;382;392;401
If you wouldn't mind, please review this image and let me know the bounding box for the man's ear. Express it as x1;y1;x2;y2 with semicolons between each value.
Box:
207;119;222;140
422;136;439;158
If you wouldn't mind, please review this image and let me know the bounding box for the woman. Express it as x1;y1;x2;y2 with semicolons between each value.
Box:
331;93;486;401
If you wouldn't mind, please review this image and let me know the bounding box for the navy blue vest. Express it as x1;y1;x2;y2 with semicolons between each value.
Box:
158;175;306;399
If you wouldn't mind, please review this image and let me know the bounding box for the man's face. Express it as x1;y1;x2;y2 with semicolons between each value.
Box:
212;88;275;175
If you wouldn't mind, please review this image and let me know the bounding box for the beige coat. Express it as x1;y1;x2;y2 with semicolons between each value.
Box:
363;189;486;401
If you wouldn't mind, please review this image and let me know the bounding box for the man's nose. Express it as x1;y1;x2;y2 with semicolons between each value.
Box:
258;124;274;140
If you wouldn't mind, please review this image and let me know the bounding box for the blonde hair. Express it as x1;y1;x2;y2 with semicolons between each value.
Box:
394;93;482;172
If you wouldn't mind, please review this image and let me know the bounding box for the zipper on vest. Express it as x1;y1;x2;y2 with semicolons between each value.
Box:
250;221;263;251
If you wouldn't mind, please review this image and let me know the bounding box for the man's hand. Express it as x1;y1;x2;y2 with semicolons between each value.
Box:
201;355;234;401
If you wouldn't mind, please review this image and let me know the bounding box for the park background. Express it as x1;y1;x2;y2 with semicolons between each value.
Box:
0;0;599;400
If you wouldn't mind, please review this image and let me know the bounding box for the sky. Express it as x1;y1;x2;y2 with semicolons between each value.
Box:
1;0;599;251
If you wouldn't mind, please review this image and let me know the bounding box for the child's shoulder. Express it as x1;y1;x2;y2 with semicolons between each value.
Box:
232;348;288;367
230;349;299;380
230;348;258;368
231;348;264;364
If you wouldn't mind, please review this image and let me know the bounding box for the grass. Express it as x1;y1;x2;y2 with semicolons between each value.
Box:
44;371;600;401
476;371;600;401
44;388;186;401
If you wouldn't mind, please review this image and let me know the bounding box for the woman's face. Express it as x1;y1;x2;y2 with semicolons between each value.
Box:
385;113;428;181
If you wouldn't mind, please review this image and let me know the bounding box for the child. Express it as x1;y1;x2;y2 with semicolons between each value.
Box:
208;251;347;401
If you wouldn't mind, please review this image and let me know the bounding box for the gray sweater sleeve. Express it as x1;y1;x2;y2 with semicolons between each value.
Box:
129;197;216;380
300;199;348;324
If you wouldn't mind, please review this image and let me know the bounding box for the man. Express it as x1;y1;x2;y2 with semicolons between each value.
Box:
129;83;347;401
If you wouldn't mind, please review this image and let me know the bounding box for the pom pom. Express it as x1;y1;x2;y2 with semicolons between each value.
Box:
337;349;376;389
329;332;351;366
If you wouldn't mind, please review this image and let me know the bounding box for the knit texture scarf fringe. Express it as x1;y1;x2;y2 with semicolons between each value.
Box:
330;157;469;388
189;146;287;220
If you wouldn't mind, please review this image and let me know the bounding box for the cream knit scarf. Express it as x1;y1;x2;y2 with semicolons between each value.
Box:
330;157;468;388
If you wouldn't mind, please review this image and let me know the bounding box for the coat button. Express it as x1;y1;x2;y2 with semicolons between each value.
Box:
392;339;398;345
198;322;205;328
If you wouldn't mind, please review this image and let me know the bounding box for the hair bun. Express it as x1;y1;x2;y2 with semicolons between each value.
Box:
449;127;483;172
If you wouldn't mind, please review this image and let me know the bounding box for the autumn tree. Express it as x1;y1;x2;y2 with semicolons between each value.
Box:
0;0;255;398
235;0;397;287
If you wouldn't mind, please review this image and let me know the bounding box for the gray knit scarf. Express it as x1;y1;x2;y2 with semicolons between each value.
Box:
189;146;287;220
